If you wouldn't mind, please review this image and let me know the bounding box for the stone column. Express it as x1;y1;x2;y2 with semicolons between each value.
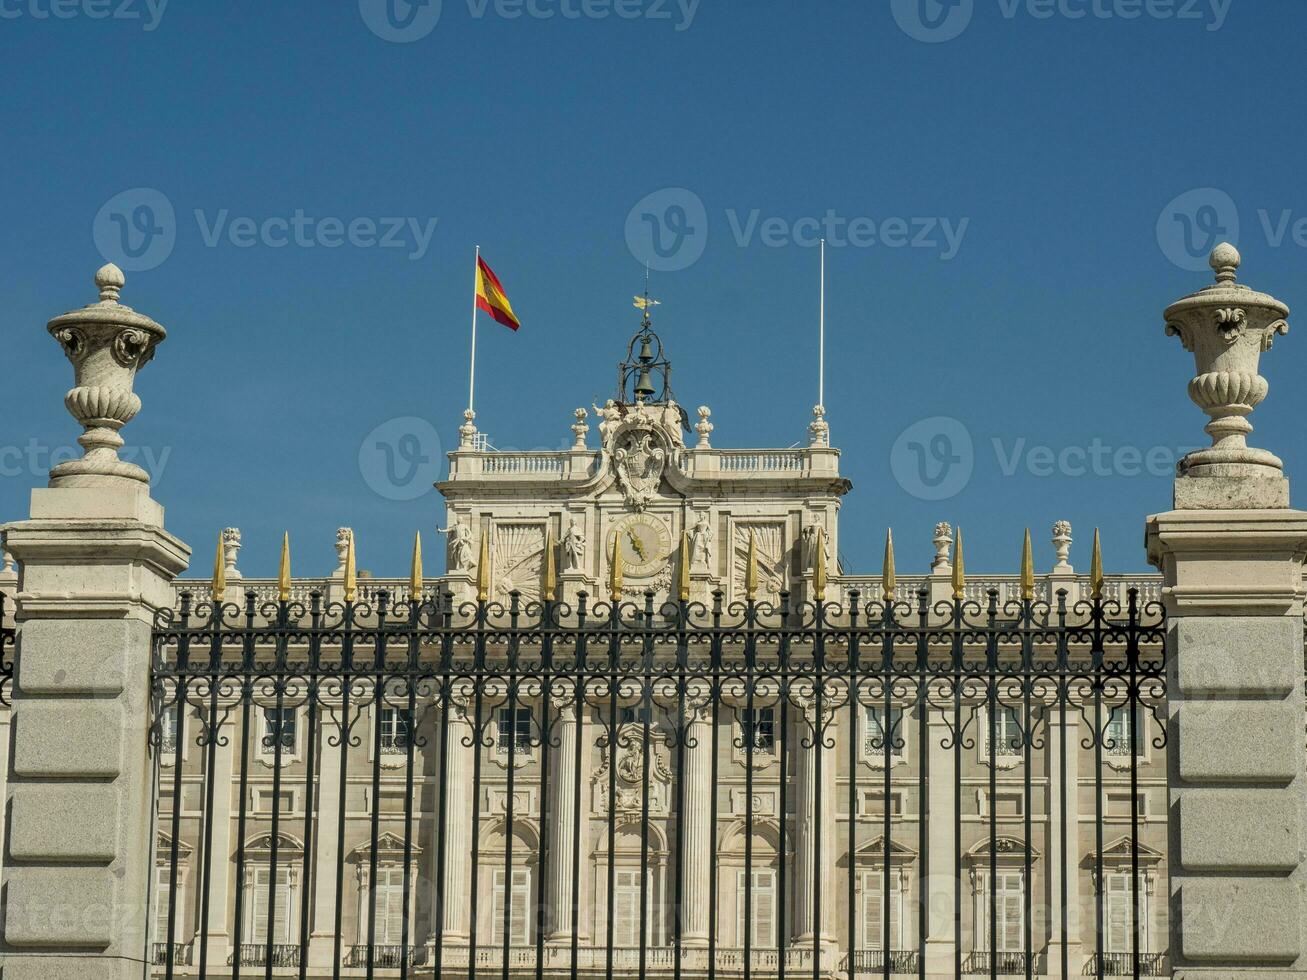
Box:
922;714;957;972
0;265;190;980
201;726;236;968
792;699;837;946
1145;244;1307;976
1044;711;1082;973
545;699;581;944
679;699;713;947
434;695;476;942
307;717;344;967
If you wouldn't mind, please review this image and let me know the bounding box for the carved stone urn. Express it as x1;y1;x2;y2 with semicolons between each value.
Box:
1163;243;1289;493
46;263;167;487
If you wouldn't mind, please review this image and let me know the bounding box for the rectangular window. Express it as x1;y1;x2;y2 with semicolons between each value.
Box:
153;865;179;942
159;705;180;756
860;871;902;950
741;708;775;753
496;707;532;754
612;869;653;947
491;868;531;946
368;867;407;945
620;705;654;726
261;707;296;755
984;707;1023;759
379;707;412;755
863;706;904;758
979;872;1023;952
1105;706;1146;758
736;869;776;947
1104;873;1149;954
249;866;294;945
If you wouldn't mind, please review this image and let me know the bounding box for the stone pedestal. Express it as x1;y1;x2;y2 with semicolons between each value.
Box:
0;485;189;980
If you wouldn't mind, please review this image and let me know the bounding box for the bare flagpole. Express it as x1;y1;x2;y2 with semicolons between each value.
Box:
818;237;825;408
468;244;480;415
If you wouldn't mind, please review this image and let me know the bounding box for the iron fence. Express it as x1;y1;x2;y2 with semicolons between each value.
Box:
149;584;1166;980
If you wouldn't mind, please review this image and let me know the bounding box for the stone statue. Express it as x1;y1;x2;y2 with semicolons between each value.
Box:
561;518;586;570
800;523;830;569
689;513;713;571
439;515;475;572
592;399;624;445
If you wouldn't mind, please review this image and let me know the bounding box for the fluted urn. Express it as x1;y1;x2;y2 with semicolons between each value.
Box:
46;263;167;487
1163;243;1289;479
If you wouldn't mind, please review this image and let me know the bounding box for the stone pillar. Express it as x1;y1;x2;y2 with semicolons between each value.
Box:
679;700;713;947
434;696;475;942
545;699;580;944
0;265;190;980
201;728;236;967
922;714;957;973
792;700;837;946
307;718;344;967
1146;244;1307;976
1044;712;1082;973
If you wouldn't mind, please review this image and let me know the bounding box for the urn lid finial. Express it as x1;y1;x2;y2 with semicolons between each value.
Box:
95;262;125;303
1209;242;1240;284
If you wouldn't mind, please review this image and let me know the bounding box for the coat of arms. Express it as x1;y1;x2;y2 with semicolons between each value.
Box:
611;422;668;511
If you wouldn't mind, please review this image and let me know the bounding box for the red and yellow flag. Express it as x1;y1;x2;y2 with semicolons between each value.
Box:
475;256;520;331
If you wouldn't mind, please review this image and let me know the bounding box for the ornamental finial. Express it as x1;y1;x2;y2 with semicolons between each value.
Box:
1020;528;1035;601
277;533;292;603
1209;241;1240;284
95;263;125;303
881;529;896;603
542;528;557;602
409;532;424;602
951;527;965;601
211;531;226;603
678;528;691;603
812;527;827;601
1090;528;1104;600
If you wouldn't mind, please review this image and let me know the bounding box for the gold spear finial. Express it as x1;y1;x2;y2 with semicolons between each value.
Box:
343;530;357;604
609;533;623;602
813;527;827;601
1090;528;1104;600
678;528;691;602
476;531;491;602
542;528;557;602
409;531;423;602
1020;528;1035;601
277;532;291;602
212;530;226;603
951;527;965;600
745;529;759;601
882;528;896;603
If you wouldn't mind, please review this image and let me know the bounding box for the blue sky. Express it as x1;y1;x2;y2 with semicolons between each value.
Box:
2;0;1303;577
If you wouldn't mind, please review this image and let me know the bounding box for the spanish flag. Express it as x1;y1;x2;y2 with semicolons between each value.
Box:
475;256;521;331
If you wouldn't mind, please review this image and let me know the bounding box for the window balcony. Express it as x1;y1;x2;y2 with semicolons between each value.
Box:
849;949;922;974
1090;951;1167;976
346;944;429;968
151;941;192;965
963;951;1037;974
234;943;301;967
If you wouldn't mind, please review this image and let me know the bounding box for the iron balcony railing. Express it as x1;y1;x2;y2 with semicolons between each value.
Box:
963;951;1039;974
1091;951;1167;976
150;941;192;965
345;943;429;968
849;949;922;974
233;942;301;967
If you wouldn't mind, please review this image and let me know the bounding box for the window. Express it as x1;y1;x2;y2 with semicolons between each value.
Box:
978;872;1023;953
496;708;532;754
860;871;903;950
153;865;181;943
491;868;531;946
1105;706;1146;758
741;708;775;753
736;869;776;947
261;708;296;755
620;705;654;726
864;706;904;758
611;869;653;946
1104;873;1149;954
249;866;294;944
379;707;412;755
364;867;408;945
159;706;181;757
983;707;1022;759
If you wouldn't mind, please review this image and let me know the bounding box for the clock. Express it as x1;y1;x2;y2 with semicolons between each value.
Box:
606;514;672;578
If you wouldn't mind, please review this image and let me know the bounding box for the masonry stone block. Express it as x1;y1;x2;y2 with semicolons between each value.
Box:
1174;617;1301;697
1175;700;1301;784
1179;790;1300;871
9;785;120;862
11;699;125;777
13;618;145;695
1179;878;1302;963
3;866;116;946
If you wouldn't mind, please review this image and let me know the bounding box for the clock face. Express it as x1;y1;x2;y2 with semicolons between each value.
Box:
606;514;672;577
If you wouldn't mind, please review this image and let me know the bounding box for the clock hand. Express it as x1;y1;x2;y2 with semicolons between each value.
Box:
627;530;647;560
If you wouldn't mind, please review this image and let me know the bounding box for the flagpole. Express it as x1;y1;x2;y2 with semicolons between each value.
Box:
818;237;825;408
468;244;480;415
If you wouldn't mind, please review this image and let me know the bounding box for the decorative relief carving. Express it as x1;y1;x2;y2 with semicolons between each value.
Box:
611;421;669;512
732;523;786;598
493;523;546;601
593;727;672;815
